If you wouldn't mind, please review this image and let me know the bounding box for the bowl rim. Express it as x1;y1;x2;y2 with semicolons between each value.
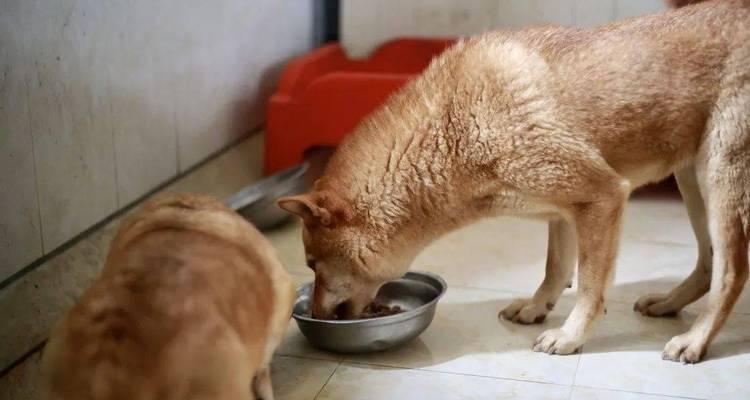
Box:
291;270;447;327
226;162;309;211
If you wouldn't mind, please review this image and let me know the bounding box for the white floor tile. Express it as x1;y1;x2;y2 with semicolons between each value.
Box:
621;199;694;246
0;351;44;400
264;219;309;277
570;386;685;400
411;198;750;316
317;363;571;400
271;355;339;400
414;217;551;294
575;302;750;400
609;237;750;315
278;320;344;362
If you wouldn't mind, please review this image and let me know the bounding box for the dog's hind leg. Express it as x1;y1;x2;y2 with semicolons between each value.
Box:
500;219;577;324
634;165;712;317
662;91;750;363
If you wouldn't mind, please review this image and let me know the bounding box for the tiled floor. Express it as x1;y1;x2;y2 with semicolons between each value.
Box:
270;208;750;400
2;135;749;400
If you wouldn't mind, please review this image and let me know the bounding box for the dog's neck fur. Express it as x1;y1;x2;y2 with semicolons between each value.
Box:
318;36;560;259
318;44;507;259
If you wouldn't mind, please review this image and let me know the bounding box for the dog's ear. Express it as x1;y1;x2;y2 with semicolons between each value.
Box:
278;194;333;226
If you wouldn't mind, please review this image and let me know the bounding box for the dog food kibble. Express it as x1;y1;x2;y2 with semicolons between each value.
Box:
303;303;403;320
361;303;403;318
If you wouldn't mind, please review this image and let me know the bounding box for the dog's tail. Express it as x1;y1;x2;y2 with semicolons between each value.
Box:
665;0;709;8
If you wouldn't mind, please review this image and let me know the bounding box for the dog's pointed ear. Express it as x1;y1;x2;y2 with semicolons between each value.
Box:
278;194;332;226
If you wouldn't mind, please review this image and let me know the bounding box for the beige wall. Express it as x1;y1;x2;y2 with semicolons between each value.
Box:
342;0;666;57
0;0;313;281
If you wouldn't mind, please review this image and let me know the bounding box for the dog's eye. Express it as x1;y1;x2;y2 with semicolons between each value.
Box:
306;259;317;271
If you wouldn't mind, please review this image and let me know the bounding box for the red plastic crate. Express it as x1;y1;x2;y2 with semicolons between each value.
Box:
264;38;455;174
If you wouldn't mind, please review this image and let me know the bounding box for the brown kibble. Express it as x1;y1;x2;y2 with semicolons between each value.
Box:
361;303;403;319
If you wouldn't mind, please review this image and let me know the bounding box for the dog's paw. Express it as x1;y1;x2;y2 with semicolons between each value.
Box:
662;333;706;363
499;298;550;324
633;293;680;317
532;328;583;355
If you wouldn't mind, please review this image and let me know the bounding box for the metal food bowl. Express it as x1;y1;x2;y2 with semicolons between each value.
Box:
226;163;308;230
292;271;447;353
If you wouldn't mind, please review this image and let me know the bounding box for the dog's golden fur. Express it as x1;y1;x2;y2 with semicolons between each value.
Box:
280;0;750;363
43;194;295;400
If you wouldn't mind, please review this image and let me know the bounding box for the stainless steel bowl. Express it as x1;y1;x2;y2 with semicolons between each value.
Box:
292;271;447;353
226;163;308;230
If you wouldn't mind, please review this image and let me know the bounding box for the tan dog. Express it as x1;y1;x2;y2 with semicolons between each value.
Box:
42;194;295;400
279;0;750;364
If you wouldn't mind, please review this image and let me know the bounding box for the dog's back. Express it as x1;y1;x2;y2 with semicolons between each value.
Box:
42;194;294;400
401;0;749;188
554;0;748;183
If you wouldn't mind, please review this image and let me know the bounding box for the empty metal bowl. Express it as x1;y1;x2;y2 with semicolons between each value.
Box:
292;271;447;353
226;163;308;230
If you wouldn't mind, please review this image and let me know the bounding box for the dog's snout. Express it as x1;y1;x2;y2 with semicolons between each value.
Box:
311;299;350;320
311;299;332;319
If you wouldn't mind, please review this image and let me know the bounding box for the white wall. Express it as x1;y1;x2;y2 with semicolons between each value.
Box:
0;0;314;281
342;0;667;57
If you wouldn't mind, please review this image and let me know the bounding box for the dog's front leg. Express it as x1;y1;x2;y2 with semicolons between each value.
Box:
500;219;577;324
534;189;626;355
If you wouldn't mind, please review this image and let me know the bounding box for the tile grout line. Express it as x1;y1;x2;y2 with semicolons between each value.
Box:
0;339;45;379
282;353;709;400
312;360;342;400
277;353;343;363
629;238;696;248
0;130;262;373
105;66;120;210
24;72;46;255
1;302;736;397
2;348;711;400
283;351;520;383
0;129;261;291
568;347;584;400
2;343;338;382
172;77;181;174
339;358;571;389
571;384;709;400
